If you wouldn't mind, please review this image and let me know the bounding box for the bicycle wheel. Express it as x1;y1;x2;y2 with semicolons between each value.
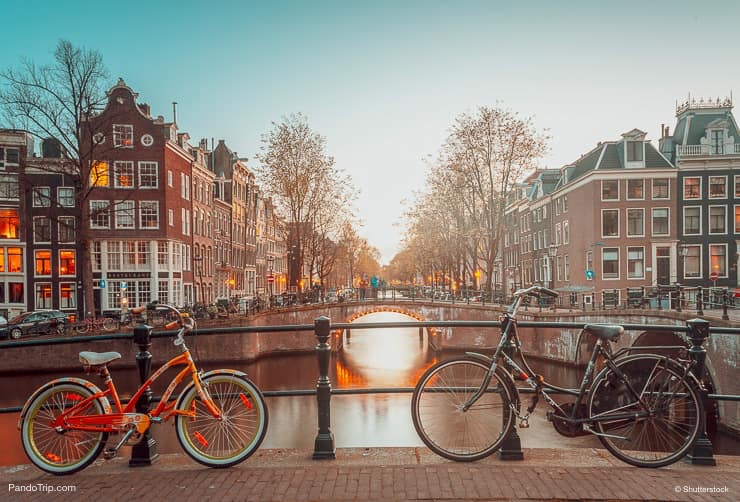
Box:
101;317;118;332
411;357;516;461
20;382;108;475
73;321;90;334
588;354;703;468
175;373;268;467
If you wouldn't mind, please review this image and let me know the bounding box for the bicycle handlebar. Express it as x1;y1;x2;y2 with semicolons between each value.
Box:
512;285;559;299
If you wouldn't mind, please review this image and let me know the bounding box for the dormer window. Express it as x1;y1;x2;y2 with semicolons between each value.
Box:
710;130;724;154
627;141;643;162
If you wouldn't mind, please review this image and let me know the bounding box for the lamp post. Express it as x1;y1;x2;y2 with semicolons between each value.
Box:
267;255;274;306
193;255;205;305
548;243;559;289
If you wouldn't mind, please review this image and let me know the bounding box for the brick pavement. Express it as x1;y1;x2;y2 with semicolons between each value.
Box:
2;448;738;501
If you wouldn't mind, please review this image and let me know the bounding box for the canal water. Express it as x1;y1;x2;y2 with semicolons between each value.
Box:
0;312;736;467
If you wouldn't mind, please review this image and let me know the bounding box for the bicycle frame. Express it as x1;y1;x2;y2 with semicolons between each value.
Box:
50;344;221;434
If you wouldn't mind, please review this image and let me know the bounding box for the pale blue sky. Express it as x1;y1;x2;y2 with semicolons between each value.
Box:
2;0;739;263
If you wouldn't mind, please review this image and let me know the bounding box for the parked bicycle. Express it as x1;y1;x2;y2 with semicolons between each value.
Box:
18;304;268;475
72;314;118;334
411;285;703;468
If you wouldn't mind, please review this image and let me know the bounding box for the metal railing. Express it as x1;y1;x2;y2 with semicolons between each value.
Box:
1;317;738;465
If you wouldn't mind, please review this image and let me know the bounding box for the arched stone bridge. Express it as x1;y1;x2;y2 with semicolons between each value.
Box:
251;300;738;432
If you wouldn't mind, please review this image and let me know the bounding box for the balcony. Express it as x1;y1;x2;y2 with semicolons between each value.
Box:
677;143;740;158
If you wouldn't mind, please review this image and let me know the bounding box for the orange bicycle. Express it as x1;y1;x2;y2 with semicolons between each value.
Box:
17;304;268;475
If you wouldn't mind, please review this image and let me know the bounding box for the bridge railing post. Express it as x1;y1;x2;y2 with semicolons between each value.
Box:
130;323;159;466
313;316;336;459
499;332;524;461
685;318;716;465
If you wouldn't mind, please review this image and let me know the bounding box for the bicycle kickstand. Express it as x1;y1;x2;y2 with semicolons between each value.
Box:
103;428;137;459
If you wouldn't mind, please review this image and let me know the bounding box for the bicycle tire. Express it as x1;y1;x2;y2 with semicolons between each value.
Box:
175;373;268;467
73;322;90;334
411;357;516;461
20;382;108;475
588;354;703;468
102;317;118;332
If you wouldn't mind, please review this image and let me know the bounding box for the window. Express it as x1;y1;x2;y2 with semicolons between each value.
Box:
652;178;669;199
735;175;740;198
7;247;23;272
35;283;52;309
602;248;619;279
0;147;20;168
115;200;135;228
0;174;19;200
710;130;724;154
107;241;120;269
650;208;669;236
32;187;51;207
586;251;593;280
92;241;102;271
556;256;562;281
627;141;643;161
684;246;701;279
683;177;701;199
33;217;51;243
35;250;51;275
627;247;644;279
139;201;159;229
113;161;134;188
709;176;727;198
59;250;75;275
168;209;174;226
601;180;619;201
562;221;569;244
90;200;111;229
0;209;19;238
709;244;727;277
139;161;158;188
158;280;169;304
58;217;75;242
562;195;568;212
564;254;570;281
626;209;644;236
683;207;701;235
602;209;619;237
709;206;727;234
158;241;168;267
113;124;133;148
58;187;74;207
736;206;740;233
181;173;191;200
627;179;644;200
90;161;109;187
60;283;76;309
167;170;173;187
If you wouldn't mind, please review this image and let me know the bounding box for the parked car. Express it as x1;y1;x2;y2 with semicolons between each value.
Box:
2;310;70;340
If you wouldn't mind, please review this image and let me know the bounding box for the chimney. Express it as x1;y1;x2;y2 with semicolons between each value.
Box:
172;101;178;124
138;103;151;116
660;123;665;138
665;126;670;137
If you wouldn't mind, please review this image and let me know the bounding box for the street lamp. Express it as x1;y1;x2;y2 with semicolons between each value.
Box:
548;243;559;289
267;255;274;305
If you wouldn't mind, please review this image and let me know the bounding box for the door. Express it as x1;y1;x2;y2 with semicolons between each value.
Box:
656;247;670;285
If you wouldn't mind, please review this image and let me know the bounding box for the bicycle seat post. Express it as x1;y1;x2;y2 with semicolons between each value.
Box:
130;323;159;467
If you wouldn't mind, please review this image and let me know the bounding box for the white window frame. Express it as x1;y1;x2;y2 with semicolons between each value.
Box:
167;170;173;187
115;200;135;229
709;243;728;278
168;209;174;227
683;244;702;279
58;216;75;243
33;216;51;243
651;178;670;200
627;246;645;279
139;201;160;229
113;161;135;189
57;187;75;207
735;205;740;234
626;179;645;200
562;220;569;244
683;176;702;200
708;205;727;235
138;161;158;188
651;207;670;236
89;200;111;229
601;180;619;201
32;187;51;207
112;124;134;148
601;208;620;238
708;175;727;199
735;175;740;198
601;247;620;280
626;208;645;237
683;206;702;236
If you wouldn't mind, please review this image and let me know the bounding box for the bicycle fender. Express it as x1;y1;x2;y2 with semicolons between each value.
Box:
176;369;249;405
17;377;112;430
464;352;493;364
594;354;704;391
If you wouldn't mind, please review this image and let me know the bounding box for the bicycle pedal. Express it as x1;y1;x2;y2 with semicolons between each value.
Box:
102;448;117;460
519;419;529;428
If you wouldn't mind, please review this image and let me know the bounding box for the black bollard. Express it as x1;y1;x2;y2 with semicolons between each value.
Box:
676;285;682;313
130;323;159;466
722;290;729;321
685;318;716;465
499;334;524;461
313;316;336;459
656;286;663;310
697;291;704;316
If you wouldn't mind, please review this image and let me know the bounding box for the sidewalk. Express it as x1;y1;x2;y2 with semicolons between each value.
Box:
2;448;737;501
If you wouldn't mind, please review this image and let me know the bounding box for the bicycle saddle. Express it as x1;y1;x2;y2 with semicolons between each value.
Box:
79;351;122;366
583;324;624;342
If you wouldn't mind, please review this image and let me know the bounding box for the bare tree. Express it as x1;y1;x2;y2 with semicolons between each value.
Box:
0;40;112;315
256;113;356;290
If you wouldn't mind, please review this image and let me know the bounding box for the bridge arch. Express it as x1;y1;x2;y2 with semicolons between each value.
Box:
335;306;438;352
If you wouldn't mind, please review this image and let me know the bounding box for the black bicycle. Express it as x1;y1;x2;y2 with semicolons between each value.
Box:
411;285;704;468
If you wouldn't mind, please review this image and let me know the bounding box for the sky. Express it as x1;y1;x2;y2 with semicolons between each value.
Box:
2;0;739;264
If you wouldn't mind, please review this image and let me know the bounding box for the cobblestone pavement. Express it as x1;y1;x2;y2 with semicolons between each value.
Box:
2;448;737;501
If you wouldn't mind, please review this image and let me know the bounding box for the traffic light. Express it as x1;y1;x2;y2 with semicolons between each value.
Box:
585;270;594;280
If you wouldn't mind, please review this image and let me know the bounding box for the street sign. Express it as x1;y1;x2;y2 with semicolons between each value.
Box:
585;269;594;280
268;275;274;283
710;271;719;282
120;281;127;290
